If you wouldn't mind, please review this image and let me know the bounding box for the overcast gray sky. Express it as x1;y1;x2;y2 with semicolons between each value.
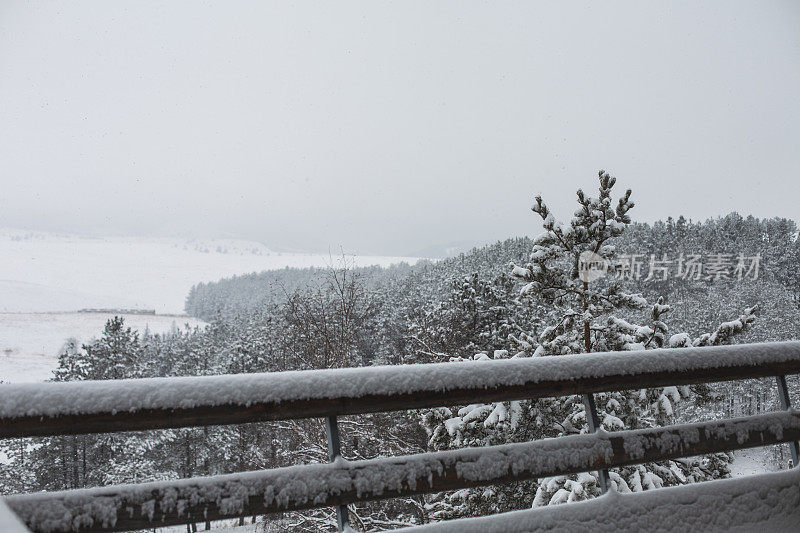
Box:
1;1;798;255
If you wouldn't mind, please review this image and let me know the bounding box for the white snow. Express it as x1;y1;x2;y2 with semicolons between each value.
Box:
0;499;29;532
0;312;207;383
0;228;421;314
398;467;800;532
729;446;780;477
0;341;798;420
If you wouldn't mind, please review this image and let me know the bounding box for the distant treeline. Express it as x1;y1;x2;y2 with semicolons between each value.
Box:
184;213;800;322
183;239;534;321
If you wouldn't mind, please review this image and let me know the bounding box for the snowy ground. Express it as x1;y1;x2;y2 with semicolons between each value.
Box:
729;446;782;477
0;312;206;383
0;228;420;314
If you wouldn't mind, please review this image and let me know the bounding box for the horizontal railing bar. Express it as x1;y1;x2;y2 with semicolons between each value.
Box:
396;468;800;532
1;341;799;438
8;410;800;532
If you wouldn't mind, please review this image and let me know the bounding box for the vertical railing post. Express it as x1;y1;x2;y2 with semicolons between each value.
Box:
775;375;799;467
325;416;350;531
583;393;610;492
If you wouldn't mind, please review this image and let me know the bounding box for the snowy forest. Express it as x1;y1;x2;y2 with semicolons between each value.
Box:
3;173;800;531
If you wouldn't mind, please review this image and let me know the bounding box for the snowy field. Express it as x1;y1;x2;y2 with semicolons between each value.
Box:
0;312;207;383
0;228;420;314
0;229;418;382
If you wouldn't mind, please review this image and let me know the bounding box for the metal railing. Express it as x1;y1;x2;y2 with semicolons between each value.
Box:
1;341;799;532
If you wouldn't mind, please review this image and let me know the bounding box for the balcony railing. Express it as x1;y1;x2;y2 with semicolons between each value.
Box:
1;341;799;532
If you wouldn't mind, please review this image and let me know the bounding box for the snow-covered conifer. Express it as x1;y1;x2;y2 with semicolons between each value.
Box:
424;171;757;515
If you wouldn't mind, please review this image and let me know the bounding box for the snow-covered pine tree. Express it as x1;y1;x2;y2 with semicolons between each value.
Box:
53;316;143;381
423;170;757;516
412;273;546;520
408;272;539;364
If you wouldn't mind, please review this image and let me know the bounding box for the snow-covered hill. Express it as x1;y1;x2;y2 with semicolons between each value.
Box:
0;229;420;314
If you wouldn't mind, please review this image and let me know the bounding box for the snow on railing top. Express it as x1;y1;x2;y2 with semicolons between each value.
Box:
0;341;798;422
397;466;800;533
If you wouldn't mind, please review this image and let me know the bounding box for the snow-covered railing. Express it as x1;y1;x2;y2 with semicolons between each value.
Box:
1;342;799;439
396;466;800;532
2;341;800;532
